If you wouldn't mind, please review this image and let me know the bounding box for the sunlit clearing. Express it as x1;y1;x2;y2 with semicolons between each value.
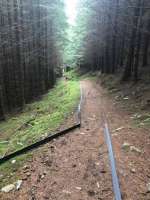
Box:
65;0;78;25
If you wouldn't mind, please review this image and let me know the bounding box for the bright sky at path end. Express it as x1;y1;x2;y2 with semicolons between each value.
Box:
65;0;79;25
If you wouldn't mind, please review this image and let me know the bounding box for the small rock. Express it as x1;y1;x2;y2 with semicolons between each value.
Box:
95;162;100;166
136;114;142;119
1;184;15;193
23;165;29;170
11;160;16;164
113;127;124;132
123;96;129;100
130;146;142;153
41;175;45;179
115;95;120;100
130;168;136;173
97;182;100;188
76;187;82;190
122;142;130;150
140;122;145;126
26;172;31;177
16;180;22;190
37;173;46;182
80;132;85;135
147;183;150;192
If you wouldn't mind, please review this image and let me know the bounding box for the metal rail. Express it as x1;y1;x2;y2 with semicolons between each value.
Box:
77;84;83;124
0;123;80;164
0;83;83;165
104;123;122;200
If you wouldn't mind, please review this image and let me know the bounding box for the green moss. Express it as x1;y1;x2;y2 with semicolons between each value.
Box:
65;69;80;81
0;79;80;186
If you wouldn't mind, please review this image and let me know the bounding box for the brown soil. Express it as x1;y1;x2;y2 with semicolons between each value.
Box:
0;80;150;200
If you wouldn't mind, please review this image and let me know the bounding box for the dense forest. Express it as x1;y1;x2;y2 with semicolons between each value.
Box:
0;0;67;120
68;0;150;81
1;0;150;120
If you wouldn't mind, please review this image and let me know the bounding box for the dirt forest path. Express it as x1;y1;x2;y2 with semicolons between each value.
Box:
1;80;150;200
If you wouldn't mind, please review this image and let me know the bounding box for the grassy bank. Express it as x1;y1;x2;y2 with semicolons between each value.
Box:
0;78;80;187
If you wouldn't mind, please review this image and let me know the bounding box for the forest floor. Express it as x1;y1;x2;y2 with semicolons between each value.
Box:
0;77;80;188
0;76;150;200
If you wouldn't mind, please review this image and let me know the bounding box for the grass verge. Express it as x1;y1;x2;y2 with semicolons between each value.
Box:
0;78;80;187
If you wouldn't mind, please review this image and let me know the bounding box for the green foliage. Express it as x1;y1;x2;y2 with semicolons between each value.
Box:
63;0;89;66
51;0;68;51
48;0;68;72
65;69;79;80
0;79;80;157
